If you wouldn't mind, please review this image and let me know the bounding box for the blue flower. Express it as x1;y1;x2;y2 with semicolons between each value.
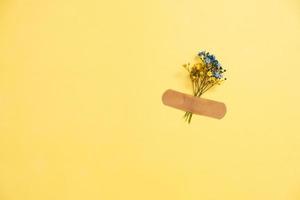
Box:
198;51;223;69
213;72;223;79
204;53;218;65
198;51;206;57
207;54;215;61
205;57;211;64
212;60;219;67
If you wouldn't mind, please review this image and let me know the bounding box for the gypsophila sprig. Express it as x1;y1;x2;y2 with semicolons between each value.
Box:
182;51;227;123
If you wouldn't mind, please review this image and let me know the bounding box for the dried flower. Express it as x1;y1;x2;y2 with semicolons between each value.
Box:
182;51;227;123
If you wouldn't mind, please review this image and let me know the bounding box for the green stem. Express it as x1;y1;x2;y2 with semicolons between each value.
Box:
187;112;192;123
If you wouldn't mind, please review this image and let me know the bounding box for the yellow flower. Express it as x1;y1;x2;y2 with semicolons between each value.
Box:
195;63;202;70
207;71;213;76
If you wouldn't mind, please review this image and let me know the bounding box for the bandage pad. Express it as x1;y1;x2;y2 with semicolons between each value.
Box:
162;89;226;119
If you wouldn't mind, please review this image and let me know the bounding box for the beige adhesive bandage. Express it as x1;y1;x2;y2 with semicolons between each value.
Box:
162;89;226;119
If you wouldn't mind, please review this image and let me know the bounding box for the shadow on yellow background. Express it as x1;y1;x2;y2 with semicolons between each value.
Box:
1;0;300;199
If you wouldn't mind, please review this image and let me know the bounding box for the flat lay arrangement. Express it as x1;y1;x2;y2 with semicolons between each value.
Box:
162;51;227;123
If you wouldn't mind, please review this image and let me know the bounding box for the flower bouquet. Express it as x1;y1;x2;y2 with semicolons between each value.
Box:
182;51;227;123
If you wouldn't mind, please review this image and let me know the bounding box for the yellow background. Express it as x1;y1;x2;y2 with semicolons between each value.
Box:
1;0;300;199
